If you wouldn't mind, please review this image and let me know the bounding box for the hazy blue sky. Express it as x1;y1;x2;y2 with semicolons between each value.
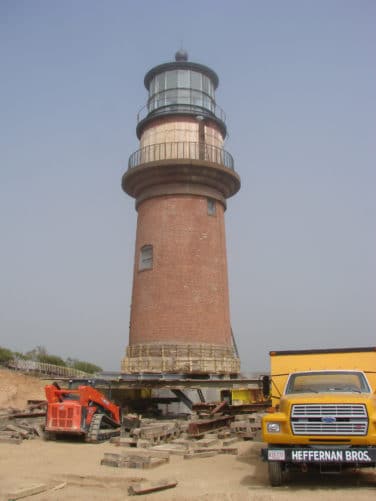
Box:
1;1;375;372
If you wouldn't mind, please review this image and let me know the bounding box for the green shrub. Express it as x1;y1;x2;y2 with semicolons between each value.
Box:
0;344;101;373
70;360;102;374
37;354;67;367
0;346;14;364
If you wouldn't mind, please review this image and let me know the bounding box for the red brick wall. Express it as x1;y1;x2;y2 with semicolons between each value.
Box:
129;195;233;348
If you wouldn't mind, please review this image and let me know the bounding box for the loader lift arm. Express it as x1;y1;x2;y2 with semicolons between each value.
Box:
45;384;121;442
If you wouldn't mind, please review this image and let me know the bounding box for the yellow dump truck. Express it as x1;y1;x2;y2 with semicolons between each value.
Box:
262;347;376;486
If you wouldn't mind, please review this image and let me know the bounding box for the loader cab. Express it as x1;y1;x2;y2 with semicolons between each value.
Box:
68;379;112;399
68;378;96;389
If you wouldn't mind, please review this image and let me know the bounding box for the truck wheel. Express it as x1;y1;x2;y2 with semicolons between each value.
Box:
268;461;284;486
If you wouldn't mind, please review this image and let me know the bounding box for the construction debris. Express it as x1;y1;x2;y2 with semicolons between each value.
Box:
0;392;263;450
0;417;46;442
0;399;47;443
128;479;178;496
230;413;262;440
131;421;183;444
192;402;269;415
187;414;235;437
111;418;186;448
104;405;263;468
101;451;169;469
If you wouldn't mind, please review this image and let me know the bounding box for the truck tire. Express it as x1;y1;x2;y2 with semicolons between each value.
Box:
268;461;284;486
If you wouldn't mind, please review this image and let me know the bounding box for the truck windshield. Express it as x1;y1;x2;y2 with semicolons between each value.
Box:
285;371;371;394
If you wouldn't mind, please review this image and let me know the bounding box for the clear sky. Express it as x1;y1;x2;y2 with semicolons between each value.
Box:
1;1;375;372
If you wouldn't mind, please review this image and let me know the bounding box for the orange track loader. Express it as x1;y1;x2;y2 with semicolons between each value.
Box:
45;384;121;442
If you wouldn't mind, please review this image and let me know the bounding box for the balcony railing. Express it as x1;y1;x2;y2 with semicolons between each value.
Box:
128;141;234;171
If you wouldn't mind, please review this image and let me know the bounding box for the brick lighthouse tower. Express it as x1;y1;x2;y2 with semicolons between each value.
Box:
121;51;241;375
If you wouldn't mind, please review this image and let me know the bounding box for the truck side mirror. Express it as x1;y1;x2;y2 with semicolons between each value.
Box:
262;375;271;398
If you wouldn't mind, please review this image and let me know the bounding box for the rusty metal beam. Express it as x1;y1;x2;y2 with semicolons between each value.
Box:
187;415;234;436
192;402;270;414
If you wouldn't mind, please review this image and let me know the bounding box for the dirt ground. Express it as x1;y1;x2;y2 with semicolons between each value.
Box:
0;368;46;409
1;368;375;501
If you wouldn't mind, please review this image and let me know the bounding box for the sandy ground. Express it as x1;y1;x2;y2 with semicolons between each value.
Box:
1;368;375;500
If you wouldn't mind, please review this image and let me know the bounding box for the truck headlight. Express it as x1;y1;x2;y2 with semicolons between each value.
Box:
267;422;281;433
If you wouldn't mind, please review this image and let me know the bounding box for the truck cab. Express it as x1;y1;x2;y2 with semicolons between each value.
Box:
262;369;376;486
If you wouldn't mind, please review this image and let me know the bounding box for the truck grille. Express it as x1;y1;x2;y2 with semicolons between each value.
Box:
291;404;368;436
51;406;74;428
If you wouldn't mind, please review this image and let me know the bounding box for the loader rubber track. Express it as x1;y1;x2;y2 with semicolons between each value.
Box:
86;413;120;443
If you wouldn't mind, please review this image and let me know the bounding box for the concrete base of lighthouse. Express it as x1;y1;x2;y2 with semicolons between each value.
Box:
121;343;240;375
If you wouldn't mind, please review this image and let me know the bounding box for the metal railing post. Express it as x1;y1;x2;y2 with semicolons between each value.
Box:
127;141;234;171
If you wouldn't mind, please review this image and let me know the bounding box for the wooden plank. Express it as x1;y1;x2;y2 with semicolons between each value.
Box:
49;482;67;492
5;425;30;438
193;448;220;454
102;457;168;469
219;447;238;455
192;447;238;455
129;479;178;495
7;483;48;500
101;458;128;468
141;457;168;469
184;451;217;460
32;424;45;438
217;430;231;439
150;445;186;456
9;411;46;419
121;449;170;460
223;437;239;446
113;437;137;446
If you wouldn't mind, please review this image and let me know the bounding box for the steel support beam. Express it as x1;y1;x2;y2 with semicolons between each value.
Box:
171;389;193;411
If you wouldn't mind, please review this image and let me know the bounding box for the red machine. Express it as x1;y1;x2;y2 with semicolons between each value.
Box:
45;384;121;442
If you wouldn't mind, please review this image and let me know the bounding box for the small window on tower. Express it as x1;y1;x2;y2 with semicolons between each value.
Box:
207;198;216;216
139;245;153;271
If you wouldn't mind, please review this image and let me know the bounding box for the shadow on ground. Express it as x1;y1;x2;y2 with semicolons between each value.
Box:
241;466;376;490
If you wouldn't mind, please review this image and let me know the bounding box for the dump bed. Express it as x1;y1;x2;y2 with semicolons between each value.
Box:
270;347;376;406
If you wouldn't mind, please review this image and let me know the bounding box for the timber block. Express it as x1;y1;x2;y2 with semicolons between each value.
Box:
217;430;231;439
238;432;255;440
101;458;128;468
132;457;168;469
129;479;177;495
171;438;191;448
220;447;238;455
193;447;238;455
230;420;249;430
136;439;151;448
118;437;138;446
194;437;219;448
122;449;170;460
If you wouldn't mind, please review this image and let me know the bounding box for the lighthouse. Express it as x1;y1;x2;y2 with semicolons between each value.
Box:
121;51;241;375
